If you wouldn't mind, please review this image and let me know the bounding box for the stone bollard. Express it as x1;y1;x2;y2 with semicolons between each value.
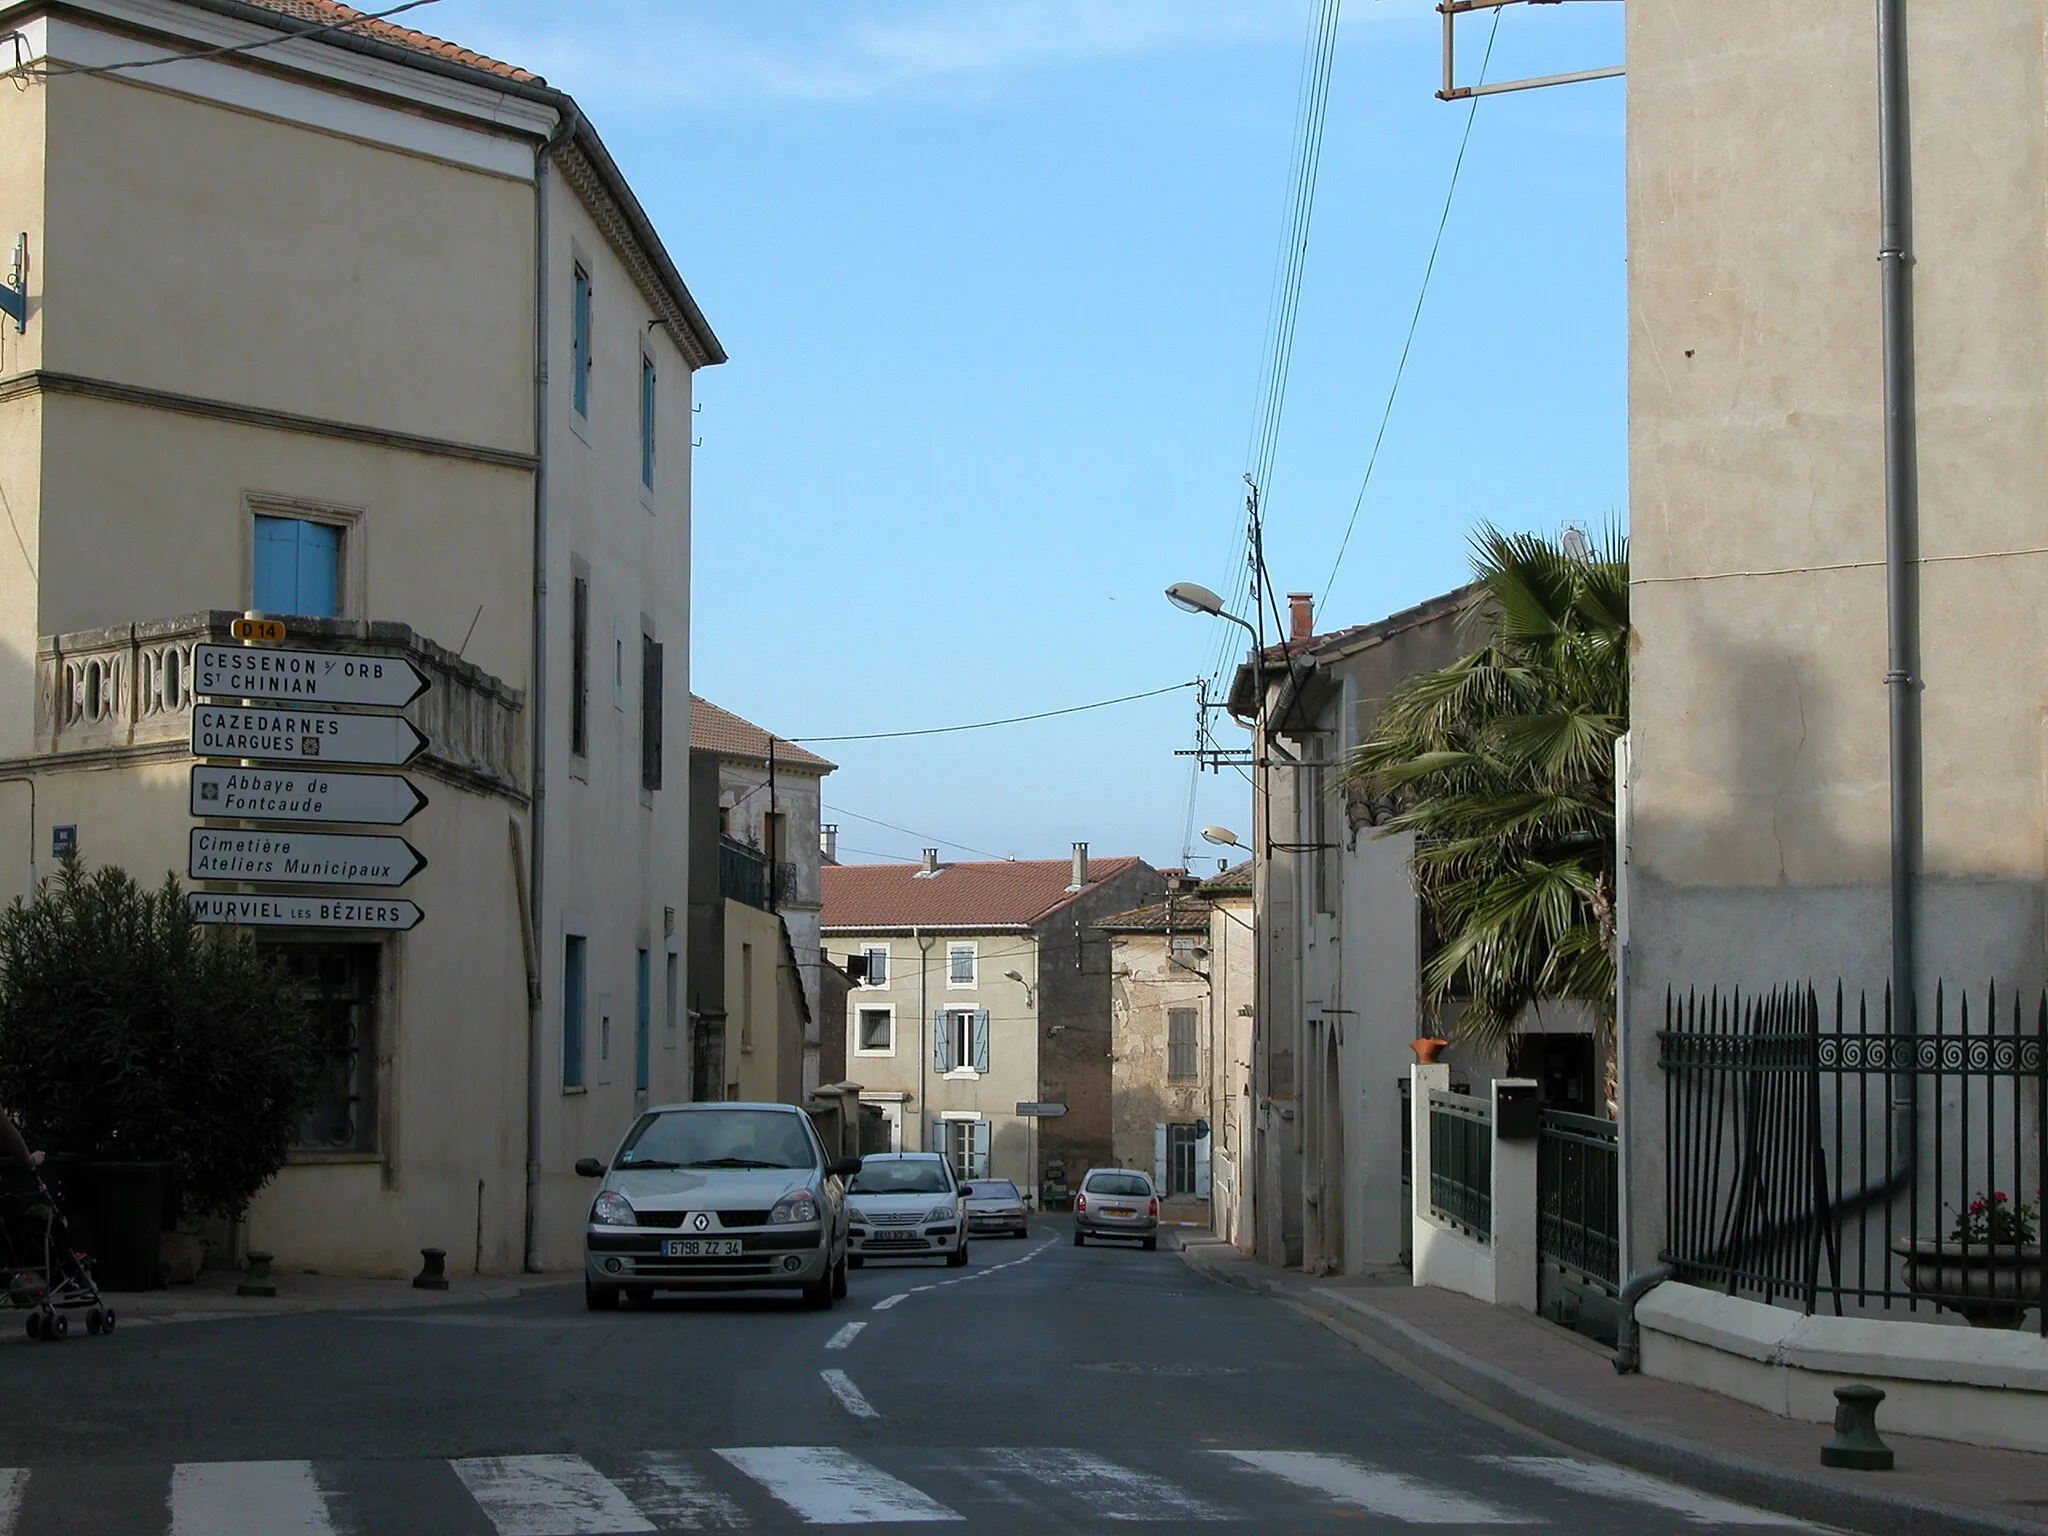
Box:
237;1250;277;1299
412;1246;450;1291
1820;1384;1894;1470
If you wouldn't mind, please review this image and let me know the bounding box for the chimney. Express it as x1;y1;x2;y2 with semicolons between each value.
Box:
820;824;838;863
920;847;939;876
1288;592;1314;643
1069;841;1089;891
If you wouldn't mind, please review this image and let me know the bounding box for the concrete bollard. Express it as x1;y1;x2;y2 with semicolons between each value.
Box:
237;1250;277;1298
1820;1384;1894;1471
412;1246;450;1291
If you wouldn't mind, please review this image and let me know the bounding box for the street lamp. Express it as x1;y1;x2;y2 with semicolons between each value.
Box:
1165;582;1256;641
1201;826;1242;849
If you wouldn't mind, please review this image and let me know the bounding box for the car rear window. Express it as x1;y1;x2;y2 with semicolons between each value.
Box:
1083;1172;1151;1197
966;1180;1019;1199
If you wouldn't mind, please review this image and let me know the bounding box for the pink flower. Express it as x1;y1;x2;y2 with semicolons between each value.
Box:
1993;1191;2008;1204
1970;1199;1986;1214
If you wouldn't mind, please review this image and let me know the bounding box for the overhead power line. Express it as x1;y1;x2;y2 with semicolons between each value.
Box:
788;681;1195;744
10;0;444;80
823;804;1010;863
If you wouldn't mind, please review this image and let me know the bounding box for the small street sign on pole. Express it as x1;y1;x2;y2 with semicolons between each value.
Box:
190;765;428;826
1015;1102;1068;1118
192;705;428;767
189;828;427;887
189;892;424;932
193;644;430;708
229;618;287;643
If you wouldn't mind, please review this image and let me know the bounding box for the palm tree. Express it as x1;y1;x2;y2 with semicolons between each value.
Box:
1339;524;1628;1050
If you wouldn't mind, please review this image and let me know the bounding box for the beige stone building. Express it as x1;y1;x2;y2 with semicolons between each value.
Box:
0;0;720;1274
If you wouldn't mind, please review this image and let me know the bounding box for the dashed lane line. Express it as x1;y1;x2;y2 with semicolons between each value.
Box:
819;1369;881;1420
824;1320;867;1350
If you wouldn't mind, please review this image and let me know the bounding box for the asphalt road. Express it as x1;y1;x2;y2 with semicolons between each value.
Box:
3;1221;1813;1534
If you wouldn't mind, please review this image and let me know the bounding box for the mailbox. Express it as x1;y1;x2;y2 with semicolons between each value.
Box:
1494;1080;1540;1140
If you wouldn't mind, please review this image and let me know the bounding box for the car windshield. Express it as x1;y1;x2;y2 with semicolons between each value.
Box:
1084;1172;1151;1197
615;1109;817;1171
965;1180;1020;1199
848;1160;953;1195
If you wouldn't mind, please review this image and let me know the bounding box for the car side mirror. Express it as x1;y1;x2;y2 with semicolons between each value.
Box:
574;1157;606;1178
832;1156;863;1179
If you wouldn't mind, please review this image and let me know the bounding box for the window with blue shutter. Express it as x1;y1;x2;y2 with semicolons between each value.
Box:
931;1008;951;1075
634;947;651;1092
252;515;341;618
971;1010;991;1074
640;352;657;488
970;1120;991;1179
571;265;592;417
562;935;587;1088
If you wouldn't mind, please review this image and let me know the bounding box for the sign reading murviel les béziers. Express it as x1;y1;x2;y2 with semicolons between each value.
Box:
187;892;424;932
192;644;429;709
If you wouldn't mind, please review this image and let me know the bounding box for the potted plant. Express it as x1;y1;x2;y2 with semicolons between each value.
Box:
1892;1190;2043;1329
0;860;314;1289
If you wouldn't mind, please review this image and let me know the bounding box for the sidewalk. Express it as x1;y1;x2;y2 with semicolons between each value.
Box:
1178;1234;2048;1536
82;1268;578;1327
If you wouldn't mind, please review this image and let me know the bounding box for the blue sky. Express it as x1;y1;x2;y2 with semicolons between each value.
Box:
433;0;1626;873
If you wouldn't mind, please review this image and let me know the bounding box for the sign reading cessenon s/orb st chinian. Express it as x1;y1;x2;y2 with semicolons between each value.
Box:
188;828;426;888
190;765;428;826
190;704;428;767
189;892;424;932
192;644;430;708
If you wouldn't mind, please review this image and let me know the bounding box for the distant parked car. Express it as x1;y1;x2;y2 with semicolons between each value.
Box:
575;1101;860;1311
844;1152;968;1267
961;1179;1030;1239
1072;1168;1159;1249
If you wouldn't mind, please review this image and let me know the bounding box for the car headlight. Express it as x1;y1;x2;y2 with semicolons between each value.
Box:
925;1204;959;1224
590;1191;636;1227
770;1192;820;1224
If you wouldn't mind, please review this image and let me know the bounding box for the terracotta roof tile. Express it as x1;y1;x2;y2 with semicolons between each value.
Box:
243;1;539;83
1197;859;1253;897
1096;897;1212;934
822;857;1147;931
689;697;835;773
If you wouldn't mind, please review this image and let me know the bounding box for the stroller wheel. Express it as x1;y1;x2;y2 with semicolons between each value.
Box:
86;1307;103;1335
24;1311;42;1341
48;1312;65;1340
101;1307;115;1333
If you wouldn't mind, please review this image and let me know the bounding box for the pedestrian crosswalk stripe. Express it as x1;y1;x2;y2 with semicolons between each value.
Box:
451;1454;657;1536
0;1469;25;1536
716;1446;963;1525
613;1451;749;1531
1476;1457;1805;1526
981;1449;1233;1522
1218;1450;1534;1524
168;1461;335;1536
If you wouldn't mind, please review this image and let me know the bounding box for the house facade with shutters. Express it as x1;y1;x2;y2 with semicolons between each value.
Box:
820;847;1164;1195
0;0;719;1275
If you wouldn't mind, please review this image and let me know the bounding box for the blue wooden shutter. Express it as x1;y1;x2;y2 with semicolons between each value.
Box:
1152;1124;1168;1191
931;1009;950;1074
971;1010;991;1073
971;1120;991;1179
930;1118;948;1155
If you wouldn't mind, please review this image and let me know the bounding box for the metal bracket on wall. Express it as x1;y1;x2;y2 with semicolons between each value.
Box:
0;233;26;333
1438;0;1624;103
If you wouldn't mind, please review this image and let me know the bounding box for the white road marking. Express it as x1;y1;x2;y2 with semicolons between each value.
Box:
820;1368;881;1419
982;1448;1232;1521
716;1447;962;1524
1477;1457;1807;1526
614;1451;750;1531
0;1470;25;1536
868;1238;1058;1309
824;1321;866;1350
169;1461;336;1536
870;1293;908;1311
450;1454;657;1536
1218;1451;1532;1524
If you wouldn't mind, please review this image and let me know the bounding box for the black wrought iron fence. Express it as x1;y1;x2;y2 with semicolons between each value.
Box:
1661;982;2046;1334
718;837;770;910
1428;1089;1492;1239
1538;1109;1619;1293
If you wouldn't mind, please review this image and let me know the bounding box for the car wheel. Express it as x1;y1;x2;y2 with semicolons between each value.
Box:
1072;1230;1085;1247
801;1269;836;1310
625;1286;654;1305
831;1254;849;1299
848;1254;864;1269
1142;1236;1158;1252
1014;1226;1029;1239
585;1279;620;1312
947;1243;969;1268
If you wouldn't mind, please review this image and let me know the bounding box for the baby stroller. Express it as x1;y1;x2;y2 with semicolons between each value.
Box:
0;1164;112;1341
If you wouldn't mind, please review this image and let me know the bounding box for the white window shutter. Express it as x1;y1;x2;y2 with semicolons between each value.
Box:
972;1120;990;1178
932;1009;950;1074
971;1010;991;1073
930;1118;947;1155
1152;1124;1167;1191
1195;1126;1212;1199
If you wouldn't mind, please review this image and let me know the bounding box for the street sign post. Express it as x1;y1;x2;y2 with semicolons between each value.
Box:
1015;1102;1068;1118
188;828;426;887
229;618;286;643
189;892;424;932
190;765;427;826
193;644;429;708
192;705;428;767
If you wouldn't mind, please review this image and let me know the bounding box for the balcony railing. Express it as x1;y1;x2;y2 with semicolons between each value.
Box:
720;837;769;910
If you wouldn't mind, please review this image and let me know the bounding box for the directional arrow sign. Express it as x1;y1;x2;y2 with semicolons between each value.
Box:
192;705;428;767
1015;1102;1069;1118
189;828;427;888
189;892;424;932
193;644;429;708
190;765;427;826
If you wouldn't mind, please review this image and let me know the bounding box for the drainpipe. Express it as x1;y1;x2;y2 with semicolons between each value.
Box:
1610;1262;1673;1375
522;103;581;1275
916;928;934;1153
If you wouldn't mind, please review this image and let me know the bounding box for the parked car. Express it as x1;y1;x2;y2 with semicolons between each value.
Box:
961;1178;1030;1239
575;1101;860;1311
1072;1168;1159;1249
844;1152;968;1267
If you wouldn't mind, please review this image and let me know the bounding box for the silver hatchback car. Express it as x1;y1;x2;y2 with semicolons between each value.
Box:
844;1153;967;1267
1072;1167;1159;1249
576;1102;860;1310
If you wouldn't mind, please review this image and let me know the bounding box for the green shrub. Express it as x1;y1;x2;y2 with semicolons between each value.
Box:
0;859;315;1220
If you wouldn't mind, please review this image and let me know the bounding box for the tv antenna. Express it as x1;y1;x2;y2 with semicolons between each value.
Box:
1438;0;1623;102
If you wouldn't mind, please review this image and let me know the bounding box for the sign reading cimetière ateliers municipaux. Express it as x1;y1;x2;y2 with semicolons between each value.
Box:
188;828;426;888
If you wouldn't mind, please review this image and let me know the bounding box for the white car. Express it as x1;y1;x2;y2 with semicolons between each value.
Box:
844;1152;968;1267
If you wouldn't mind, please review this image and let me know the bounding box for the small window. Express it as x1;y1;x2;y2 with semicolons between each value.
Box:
938;1006;987;1073
947;942;976;988
937;1120;990;1182
856;1007;893;1054
571;265;592;417
570;575;590;758
1168;1007;1199;1081
640;633;664;792
635;947;651;1092
274;943;378;1152
861;945;889;988
562;934;587;1089
639;352;657;489
663;951;678;1049
253;514;341;618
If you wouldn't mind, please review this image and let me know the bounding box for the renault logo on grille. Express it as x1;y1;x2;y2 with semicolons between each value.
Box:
692;1212;711;1232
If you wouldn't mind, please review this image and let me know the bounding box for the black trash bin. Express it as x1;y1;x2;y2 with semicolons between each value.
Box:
82;1161;170;1290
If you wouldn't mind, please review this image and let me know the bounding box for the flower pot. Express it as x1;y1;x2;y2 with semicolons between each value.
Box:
1890;1239;2044;1329
1410;1037;1451;1065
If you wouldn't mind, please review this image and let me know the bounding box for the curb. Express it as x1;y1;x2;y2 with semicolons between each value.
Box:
118;1273;580;1326
1177;1246;2045;1536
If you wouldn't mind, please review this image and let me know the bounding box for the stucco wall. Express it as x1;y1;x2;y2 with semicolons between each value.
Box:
1106;925;1210;1177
